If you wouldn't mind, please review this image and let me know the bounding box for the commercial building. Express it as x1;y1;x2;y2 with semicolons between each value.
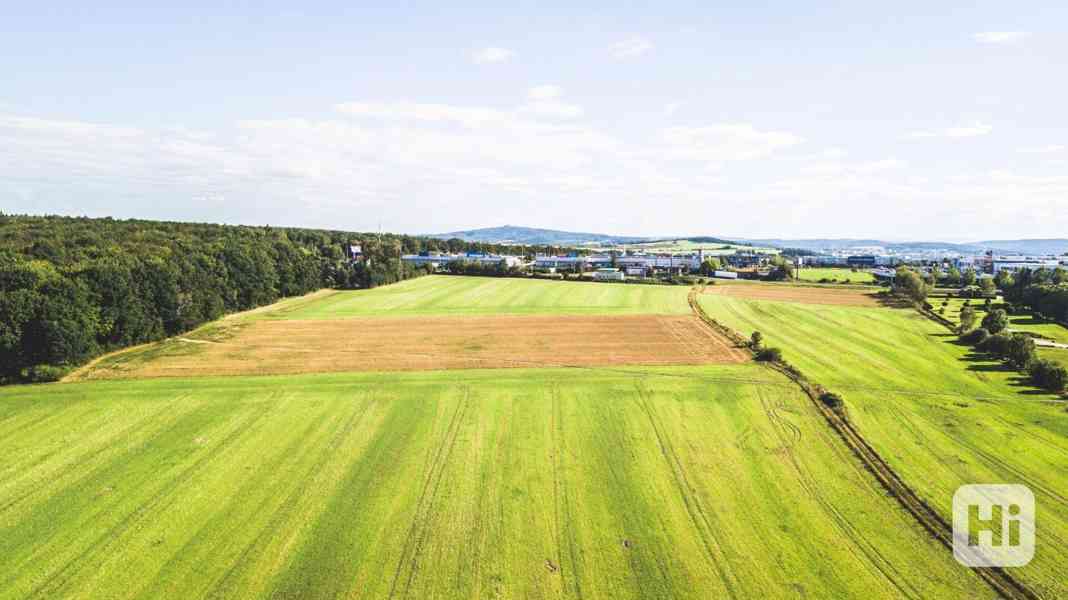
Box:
402;252;524;269
592;268;625;281
991;256;1063;274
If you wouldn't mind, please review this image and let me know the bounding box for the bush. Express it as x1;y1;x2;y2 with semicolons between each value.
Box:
977;332;1036;369
981;309;1009;334
750;331;764;349
1005;334;1037;369
819;391;844;411
977;332;1012;357
1029;359;1068;392
960;327;990;346
19;364;70;383
755;347;783;362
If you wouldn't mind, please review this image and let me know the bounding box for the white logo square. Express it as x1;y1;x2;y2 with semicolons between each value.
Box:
953;484;1035;567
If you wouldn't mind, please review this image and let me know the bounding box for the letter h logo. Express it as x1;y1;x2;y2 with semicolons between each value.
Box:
953;484;1034;567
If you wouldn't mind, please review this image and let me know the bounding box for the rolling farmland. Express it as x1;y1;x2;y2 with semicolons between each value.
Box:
2;275;1060;598
698;286;1068;597
1;367;993;599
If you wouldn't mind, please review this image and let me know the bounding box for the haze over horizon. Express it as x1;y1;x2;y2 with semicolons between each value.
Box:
2;2;1066;240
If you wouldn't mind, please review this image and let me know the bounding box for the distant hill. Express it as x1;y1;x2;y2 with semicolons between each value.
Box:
973;239;1068;255
739;238;1068;255
430;225;650;246
431;228;1068;255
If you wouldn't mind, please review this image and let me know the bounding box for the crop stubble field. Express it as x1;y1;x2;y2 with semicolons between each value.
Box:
2;275;1052;598
76;314;747;379
698;283;1068;597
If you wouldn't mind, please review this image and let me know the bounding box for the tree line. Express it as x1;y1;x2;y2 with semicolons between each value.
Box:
0;214;542;383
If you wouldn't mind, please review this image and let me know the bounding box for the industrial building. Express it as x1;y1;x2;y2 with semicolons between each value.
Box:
991;256;1064;274
401;252;524;269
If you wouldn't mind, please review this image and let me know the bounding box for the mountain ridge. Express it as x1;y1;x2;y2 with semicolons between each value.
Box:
430;226;1068;254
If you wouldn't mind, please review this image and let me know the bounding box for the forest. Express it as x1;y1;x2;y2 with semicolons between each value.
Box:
0;213;550;382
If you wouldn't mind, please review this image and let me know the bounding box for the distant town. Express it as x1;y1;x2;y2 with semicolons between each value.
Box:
382;241;1068;284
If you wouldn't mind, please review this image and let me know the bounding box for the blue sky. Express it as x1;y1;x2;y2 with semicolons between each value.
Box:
2;1;1066;240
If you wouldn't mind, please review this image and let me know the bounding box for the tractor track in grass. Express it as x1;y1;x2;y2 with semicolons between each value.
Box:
25;401;277;599
0;398;184;516
634;380;741;599
388;387;471;599
758;387;919;599
687;286;1040;600
202;392;377;599
550;382;585;600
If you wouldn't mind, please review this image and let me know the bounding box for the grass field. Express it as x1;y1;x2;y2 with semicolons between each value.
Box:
1042;347;1068;369
698;288;1068;596
271;276;693;319
0;366;993;599
933;297;1068;343
795;267;875;284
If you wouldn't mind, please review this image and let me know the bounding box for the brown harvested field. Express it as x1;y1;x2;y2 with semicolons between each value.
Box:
701;283;883;307
81;314;748;379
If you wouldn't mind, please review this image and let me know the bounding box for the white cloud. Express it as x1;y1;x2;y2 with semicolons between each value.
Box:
334;102;511;127
973;31;1031;44
517;101;584;120
1017;144;1065;154
663;102;683;116
610;37;653;59
527;85;563;101
471;46;514;64
659;124;804;161
7;103;1067;239
799;158;905;176
908;123;993;139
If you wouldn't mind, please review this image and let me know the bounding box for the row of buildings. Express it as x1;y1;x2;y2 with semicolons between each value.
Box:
397;249;766;279
954;254;1066;275
803;252;1067;275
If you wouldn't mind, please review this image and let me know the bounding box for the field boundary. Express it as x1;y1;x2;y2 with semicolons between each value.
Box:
687;287;1039;600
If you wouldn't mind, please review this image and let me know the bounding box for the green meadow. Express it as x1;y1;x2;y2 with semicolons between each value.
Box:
0;366;992;599
933;297;1068;343
795;267;876;284
698;291;1068;597
271;275;693;319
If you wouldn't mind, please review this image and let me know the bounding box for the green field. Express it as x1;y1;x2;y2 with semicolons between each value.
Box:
933;296;1068;343
698;290;1068;596
272;275;693;319
0;366;994;599
1042;347;1068;369
6;275;1064;598
795;267;876;284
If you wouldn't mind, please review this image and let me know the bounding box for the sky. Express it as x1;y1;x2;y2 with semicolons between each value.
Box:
1;1;1066;241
